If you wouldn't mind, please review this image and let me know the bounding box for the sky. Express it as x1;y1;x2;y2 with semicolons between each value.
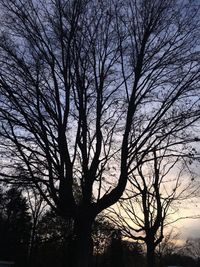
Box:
176;214;200;242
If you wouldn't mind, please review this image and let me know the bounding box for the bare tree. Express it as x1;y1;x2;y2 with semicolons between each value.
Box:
156;229;180;267
0;0;200;266
25;187;47;267
181;238;200;261
108;149;199;267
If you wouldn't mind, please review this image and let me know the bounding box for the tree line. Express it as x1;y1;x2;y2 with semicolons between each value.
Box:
0;184;200;267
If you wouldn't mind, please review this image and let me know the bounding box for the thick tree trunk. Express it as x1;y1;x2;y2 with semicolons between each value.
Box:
69;218;93;267
146;242;156;267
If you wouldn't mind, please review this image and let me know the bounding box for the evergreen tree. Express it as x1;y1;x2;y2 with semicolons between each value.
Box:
0;186;31;267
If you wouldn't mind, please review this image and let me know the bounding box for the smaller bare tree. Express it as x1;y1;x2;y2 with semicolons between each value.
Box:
108;149;199;267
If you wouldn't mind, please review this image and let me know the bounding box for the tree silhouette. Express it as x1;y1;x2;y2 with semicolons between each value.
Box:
0;186;31;267
0;0;200;266
32;208;74;267
25;187;47;267
109;149;198;267
109;230;124;267
184;238;200;261
156;229;180;266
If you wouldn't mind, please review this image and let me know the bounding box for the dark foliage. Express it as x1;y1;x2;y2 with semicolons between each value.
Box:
0;186;31;267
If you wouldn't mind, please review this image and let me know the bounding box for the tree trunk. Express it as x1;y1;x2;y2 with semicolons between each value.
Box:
146;242;156;267
69;218;93;267
28;219;37;267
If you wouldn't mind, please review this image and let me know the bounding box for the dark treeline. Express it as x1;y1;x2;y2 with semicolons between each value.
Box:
0;186;31;267
0;184;199;267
